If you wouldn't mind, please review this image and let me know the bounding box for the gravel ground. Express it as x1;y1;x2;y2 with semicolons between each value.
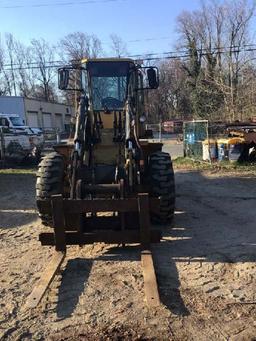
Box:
0;169;256;340
162;140;183;160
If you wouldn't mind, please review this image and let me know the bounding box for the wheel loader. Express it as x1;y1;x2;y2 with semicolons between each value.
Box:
27;58;175;309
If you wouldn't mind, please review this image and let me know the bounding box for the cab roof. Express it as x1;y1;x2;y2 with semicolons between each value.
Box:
81;57;135;64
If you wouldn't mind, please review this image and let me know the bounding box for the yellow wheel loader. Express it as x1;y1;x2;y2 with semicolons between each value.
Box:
27;58;175;309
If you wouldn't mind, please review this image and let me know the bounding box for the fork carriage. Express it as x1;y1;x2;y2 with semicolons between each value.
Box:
26;193;161;309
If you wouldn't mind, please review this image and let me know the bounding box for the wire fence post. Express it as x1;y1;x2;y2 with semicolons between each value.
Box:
56;128;60;144
0;127;6;166
206;120;212;164
159;121;162;142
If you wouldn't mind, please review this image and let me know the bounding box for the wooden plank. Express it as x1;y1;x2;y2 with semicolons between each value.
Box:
138;193;151;248
39;230;161;246
37;197;160;215
141;250;160;308
52;195;66;252
25;251;66;309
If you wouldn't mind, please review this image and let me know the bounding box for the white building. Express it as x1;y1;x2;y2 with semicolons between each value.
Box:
0;96;74;132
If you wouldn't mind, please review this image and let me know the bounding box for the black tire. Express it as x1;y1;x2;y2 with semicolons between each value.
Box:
149;151;175;224
36;152;64;226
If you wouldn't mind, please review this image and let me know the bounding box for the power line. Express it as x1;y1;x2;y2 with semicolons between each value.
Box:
2;45;256;71
129;44;256;57
2;60;63;67
0;0;127;9
3;37;254;68
127;36;170;43
3;43;256;68
127;45;256;59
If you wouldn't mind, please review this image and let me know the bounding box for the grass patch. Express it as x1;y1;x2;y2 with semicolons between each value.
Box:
173;157;211;170
173;157;256;174
0;168;36;175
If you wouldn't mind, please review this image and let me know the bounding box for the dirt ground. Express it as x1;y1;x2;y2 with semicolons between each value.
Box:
0;168;256;340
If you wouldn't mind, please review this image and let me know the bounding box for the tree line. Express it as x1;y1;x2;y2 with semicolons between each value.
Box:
0;0;256;123
150;0;256;123
0;32;126;103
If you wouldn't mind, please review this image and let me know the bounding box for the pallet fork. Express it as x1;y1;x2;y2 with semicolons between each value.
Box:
26;193;161;309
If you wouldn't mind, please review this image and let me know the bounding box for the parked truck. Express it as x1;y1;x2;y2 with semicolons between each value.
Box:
0;115;44;162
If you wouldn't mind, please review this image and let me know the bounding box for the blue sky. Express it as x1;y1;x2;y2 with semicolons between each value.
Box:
0;0;201;55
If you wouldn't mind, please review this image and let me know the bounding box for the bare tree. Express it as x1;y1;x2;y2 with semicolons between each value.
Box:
30;38;57;101
12;40;36;97
175;0;256;121
148;59;192;122
109;34;128;57
59;32;102;62
5;33;18;96
224;0;255;120
58;32;103;106
0;37;8;96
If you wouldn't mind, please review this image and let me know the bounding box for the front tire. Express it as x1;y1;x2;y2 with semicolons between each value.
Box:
149;151;175;224
36;152;64;226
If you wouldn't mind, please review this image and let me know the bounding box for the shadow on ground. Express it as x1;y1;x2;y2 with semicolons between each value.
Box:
153;170;256;314
57;258;93;318
0;211;38;228
0;173;36;210
51;170;256;318
0;173;37;228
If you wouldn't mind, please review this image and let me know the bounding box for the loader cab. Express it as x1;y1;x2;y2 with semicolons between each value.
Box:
58;58;159;113
80;59;158;132
81;59;159;111
83;60;132;112
58;59;159;140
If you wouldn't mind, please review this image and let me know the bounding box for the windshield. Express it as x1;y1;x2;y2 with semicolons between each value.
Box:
10;116;24;126
86;61;130;111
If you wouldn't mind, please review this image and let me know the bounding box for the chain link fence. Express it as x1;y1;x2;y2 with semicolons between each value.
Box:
145;123;162;141
183;120;209;159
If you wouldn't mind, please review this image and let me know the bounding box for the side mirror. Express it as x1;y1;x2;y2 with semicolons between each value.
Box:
0;118;9;127
58;68;70;90
147;67;159;89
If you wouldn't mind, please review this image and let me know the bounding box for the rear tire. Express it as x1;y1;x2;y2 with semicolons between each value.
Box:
36;152;64;226
149;151;175;224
